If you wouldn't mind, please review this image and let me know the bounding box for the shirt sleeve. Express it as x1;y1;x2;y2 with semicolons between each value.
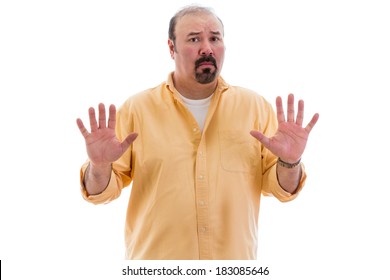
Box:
261;162;306;202
79;161;125;205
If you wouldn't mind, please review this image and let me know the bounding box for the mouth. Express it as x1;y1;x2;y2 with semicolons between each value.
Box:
197;63;215;71
199;62;215;67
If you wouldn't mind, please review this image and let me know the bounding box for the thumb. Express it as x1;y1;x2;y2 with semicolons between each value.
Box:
250;130;270;148
121;132;138;152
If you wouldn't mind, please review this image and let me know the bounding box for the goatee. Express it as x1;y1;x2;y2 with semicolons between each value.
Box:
195;56;218;84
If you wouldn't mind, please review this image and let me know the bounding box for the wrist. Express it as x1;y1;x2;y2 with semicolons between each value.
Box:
90;161;112;169
88;162;112;176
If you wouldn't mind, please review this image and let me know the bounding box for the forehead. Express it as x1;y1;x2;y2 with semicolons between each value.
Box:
175;13;223;37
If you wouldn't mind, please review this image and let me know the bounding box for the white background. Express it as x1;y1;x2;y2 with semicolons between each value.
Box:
1;0;389;279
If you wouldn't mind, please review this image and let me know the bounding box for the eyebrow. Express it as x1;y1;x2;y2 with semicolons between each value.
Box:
186;31;222;37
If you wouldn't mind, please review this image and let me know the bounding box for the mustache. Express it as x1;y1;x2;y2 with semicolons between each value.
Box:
195;56;217;69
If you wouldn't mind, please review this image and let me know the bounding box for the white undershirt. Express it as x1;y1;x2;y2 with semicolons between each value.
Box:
178;93;214;132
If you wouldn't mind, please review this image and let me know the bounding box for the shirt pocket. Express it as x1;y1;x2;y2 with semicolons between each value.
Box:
219;130;260;173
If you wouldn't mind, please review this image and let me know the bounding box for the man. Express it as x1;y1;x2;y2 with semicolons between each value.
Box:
77;5;319;260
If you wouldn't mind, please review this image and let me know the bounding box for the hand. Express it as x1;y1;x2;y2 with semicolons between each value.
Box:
250;94;319;163
76;103;138;166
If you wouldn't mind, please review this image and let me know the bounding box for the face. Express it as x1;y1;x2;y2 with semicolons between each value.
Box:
169;13;225;85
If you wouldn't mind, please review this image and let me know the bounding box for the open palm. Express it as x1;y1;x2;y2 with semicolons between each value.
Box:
76;103;138;166
250;94;319;163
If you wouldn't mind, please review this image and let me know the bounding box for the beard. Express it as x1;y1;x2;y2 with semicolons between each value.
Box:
195;56;218;84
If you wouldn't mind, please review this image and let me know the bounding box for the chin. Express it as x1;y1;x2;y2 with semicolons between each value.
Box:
195;68;218;84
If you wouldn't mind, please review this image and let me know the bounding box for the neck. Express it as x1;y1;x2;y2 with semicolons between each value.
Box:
173;73;218;100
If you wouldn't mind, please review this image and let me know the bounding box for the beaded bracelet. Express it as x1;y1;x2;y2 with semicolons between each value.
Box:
277;157;301;168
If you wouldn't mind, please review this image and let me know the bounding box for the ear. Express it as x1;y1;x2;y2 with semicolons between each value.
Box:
168;39;175;59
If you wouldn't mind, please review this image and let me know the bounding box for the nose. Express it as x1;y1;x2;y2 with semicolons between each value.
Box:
199;41;213;56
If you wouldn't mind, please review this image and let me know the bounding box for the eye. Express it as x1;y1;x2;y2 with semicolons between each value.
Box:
211;36;221;42
189;37;200;42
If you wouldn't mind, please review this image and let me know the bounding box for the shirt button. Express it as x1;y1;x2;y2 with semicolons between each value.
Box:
193;127;197;132
198;175;204;180
199;200;205;206
200;227;207;233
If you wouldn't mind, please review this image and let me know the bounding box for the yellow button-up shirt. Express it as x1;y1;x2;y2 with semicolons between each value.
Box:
80;73;306;260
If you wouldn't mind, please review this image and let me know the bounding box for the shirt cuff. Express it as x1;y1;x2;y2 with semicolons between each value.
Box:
79;161;120;205
267;163;306;202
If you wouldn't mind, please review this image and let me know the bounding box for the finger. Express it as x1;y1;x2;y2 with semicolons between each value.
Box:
287;93;295;123
305;113;320;133
76;118;90;138
275;96;285;123
88;107;98;132
296;99;304;126
250;130;270;149
107;104;116;129
98;103;107;129
121;132;138;152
